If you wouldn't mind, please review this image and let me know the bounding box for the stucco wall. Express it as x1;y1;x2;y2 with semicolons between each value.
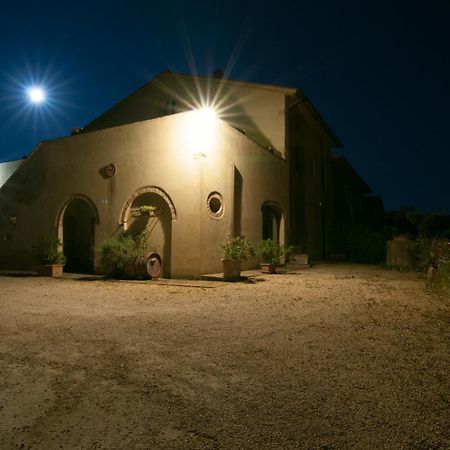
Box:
0;111;288;278
84;74;289;157
287;102;333;260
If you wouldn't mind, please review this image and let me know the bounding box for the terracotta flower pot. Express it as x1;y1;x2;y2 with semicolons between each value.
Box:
36;264;64;277
261;263;276;274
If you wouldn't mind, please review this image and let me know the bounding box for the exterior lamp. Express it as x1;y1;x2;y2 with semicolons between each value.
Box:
196;107;217;125
188;107;218;159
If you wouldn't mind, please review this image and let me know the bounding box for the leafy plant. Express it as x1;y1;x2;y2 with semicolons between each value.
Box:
283;245;297;263
222;236;255;262
139;205;158;215
344;226;390;264
415;238;450;269
32;236;66;265
433;261;450;297
97;234;144;277
258;239;283;265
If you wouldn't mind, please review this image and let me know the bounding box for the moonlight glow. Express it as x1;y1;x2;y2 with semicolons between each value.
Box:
27;87;46;104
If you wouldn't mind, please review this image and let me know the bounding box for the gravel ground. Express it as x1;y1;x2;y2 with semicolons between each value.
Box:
0;263;449;450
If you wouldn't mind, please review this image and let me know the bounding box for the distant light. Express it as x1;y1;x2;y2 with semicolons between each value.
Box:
27;87;46;104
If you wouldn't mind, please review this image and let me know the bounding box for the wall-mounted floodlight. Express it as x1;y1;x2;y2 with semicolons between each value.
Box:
196;107;217;125
185;107;219;159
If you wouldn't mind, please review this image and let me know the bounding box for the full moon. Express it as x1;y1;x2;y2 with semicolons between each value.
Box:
27;87;46;104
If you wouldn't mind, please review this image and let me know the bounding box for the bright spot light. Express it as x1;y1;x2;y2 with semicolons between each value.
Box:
196;107;217;124
183;107;219;158
27;87;46;104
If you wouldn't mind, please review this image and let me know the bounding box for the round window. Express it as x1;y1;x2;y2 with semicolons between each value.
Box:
207;192;224;219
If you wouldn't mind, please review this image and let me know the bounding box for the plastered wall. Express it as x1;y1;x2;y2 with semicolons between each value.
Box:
0;111;288;278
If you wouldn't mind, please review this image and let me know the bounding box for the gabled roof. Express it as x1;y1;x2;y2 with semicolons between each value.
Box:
83;70;297;131
83;70;341;148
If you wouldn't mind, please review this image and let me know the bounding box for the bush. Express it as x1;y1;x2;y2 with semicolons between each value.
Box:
283;245;296;263
345;226;390;264
415;238;450;296
433;262;450;297
415;238;450;269
32;236;66;265
258;239;283;265
222;236;255;262
97;235;143;277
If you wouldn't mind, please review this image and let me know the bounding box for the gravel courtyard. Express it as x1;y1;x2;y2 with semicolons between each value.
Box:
0;264;449;449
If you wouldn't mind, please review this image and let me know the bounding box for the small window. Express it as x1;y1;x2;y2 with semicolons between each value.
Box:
207;192;224;219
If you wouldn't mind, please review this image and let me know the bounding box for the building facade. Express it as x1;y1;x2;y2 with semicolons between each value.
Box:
0;71;380;277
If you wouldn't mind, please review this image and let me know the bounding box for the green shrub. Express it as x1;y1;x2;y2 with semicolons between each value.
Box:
417;238;450;296
97;235;143;277
222;236;255;262
415;238;450;269
345;226;390;264
139;205;158;214
283;245;296;263
32;236;66;265
433;262;450;297
258;239;283;265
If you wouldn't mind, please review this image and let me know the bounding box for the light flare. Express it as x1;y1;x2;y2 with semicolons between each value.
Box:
27;86;46;104
183;107;219;157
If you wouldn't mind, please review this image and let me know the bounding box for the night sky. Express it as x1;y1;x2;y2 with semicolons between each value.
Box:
1;0;449;213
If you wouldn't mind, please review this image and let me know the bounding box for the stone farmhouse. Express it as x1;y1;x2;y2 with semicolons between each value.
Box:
0;71;382;278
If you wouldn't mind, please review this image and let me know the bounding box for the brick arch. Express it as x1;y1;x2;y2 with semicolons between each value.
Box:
120;186;177;230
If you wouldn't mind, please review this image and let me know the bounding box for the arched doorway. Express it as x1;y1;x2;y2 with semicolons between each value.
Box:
261;201;286;245
57;195;98;273
120;186;176;278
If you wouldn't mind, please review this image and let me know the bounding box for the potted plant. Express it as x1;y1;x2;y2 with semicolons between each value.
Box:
283;245;296;265
98;234;142;278
290;246;310;266
32;235;66;277
258;239;283;273
221;236;255;281
139;205;160;216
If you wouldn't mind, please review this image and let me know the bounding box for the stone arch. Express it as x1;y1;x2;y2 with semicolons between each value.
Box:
261;201;286;246
120;186;176;229
56;194;99;237
55;194;99;273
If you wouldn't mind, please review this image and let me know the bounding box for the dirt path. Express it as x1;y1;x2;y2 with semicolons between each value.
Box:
0;264;449;449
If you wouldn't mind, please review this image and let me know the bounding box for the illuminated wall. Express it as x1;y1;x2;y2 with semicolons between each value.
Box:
0;111;288;278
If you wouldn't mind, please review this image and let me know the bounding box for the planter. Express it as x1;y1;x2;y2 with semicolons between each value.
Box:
130;206;161;218
292;254;309;266
36;264;64;277
222;259;242;281
261;263;276;274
